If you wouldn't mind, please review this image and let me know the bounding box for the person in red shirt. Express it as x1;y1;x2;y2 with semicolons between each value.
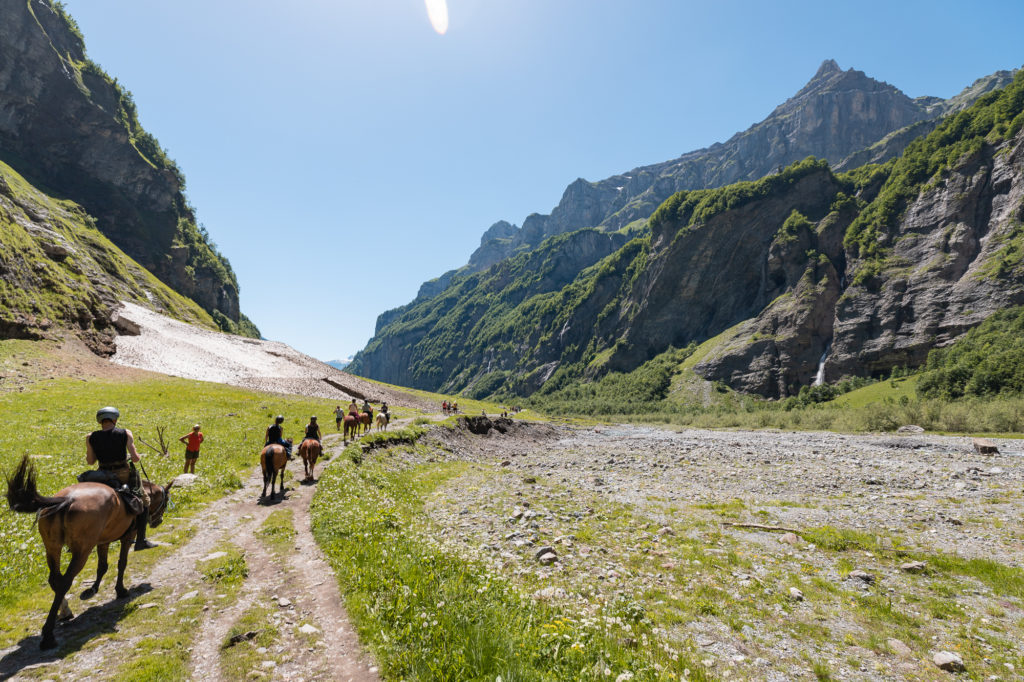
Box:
179;424;204;473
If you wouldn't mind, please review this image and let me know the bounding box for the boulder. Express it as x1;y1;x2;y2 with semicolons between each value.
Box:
933;651;965;672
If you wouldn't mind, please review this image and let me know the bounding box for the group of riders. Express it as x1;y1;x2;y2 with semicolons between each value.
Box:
83;398;391;547
441;400;459;415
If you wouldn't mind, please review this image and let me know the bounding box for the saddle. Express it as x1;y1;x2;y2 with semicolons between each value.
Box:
77;470;146;515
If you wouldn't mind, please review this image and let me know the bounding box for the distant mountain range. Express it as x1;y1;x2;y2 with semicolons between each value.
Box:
349;61;1023;400
326;358;352;371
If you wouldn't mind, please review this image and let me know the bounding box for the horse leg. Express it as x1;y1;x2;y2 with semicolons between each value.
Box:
81;543;110;599
41;549;88;649
114;537;132;599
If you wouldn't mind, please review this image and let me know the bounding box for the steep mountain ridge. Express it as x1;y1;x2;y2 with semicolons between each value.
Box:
0;0;254;336
352;71;1024;399
0;158;219;353
359;61;1015;382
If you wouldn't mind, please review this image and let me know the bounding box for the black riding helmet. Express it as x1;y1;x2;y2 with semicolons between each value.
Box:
310;416;317;421
275;415;284;424
96;406;120;423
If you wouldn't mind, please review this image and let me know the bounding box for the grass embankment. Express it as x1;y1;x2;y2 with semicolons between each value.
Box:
311;426;708;681
0;341;338;648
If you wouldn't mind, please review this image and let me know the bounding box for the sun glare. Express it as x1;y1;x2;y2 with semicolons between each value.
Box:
424;0;449;35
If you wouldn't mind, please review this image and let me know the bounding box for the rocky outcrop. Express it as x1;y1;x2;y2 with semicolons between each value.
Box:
0;0;247;330
826;129;1024;381
0;158;218;354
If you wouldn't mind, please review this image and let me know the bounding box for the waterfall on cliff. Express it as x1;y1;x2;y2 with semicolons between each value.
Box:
813;341;832;386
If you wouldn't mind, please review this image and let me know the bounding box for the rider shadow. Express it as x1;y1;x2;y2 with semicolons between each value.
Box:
0;582;154;680
299;478;318;486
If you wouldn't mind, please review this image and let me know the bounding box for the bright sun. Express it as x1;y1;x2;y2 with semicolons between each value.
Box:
424;0;449;35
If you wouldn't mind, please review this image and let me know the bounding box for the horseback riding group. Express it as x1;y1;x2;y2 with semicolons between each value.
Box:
5;395;392;650
337;398;389;441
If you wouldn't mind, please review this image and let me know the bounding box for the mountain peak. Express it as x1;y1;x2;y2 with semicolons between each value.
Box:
814;59;842;79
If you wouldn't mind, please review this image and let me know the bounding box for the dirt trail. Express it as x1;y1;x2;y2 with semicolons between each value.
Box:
1;434;378;681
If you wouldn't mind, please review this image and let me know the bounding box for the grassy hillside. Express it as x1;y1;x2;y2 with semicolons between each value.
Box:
0;159;219;347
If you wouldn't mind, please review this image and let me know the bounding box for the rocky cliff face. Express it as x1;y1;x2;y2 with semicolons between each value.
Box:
353;70;1024;399
0;0;249;332
0;158;219;354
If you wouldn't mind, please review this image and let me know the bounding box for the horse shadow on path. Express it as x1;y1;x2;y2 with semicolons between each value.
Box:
0;582;154;681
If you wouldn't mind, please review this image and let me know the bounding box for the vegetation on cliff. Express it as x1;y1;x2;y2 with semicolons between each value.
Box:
917;305;1024;399
0;1;254;336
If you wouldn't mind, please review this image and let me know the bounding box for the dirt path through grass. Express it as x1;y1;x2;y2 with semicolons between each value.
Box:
0;433;378;681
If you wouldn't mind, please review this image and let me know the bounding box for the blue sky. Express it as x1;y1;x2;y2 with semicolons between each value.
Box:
60;0;1024;360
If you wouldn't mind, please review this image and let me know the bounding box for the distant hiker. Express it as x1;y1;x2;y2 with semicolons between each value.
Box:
452;401;459;414
304;416;322;444
179;424;204;474
334;405;344;430
442;400;448;415
86;406;156;550
265;415;292;460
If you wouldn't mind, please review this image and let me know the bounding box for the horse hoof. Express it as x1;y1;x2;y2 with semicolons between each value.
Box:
80;587;97;600
39;634;57;650
116;587;129;599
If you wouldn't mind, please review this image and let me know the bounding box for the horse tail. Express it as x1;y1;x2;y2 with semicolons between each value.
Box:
5;455;66;515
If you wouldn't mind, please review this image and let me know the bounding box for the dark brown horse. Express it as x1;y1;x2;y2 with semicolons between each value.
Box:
5;456;172;650
260;439;291;501
297;438;321;483
343;414;360;443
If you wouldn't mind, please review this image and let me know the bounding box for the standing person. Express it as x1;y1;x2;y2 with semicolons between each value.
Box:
86;406;156;551
304;416;322;444
179;424;204;474
334;405;344;431
265;415;292;460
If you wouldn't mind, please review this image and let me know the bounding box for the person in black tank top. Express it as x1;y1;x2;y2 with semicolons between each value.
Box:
265;415;292;459
85;406;157;550
304;416;322;443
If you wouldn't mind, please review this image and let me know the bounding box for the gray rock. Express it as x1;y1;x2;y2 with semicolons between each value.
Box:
900;561;927;574
933;651;965;672
848;570;875;584
788;587;805;602
887;639;914;659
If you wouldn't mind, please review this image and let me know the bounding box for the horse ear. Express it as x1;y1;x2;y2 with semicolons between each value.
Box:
164;481;174;493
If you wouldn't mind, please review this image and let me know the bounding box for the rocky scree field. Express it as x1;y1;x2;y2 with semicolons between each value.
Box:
314;416;1024;681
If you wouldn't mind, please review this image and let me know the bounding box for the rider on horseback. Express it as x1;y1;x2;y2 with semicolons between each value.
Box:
381;401;390;425
265;415;293;460
85;406;156;551
348;399;359;420
304;416;322;444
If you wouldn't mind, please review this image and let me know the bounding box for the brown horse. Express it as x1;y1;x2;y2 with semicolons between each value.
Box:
360;411;372;434
260;439;291;501
343;414;361;443
5;456;172;650
297;438;321;483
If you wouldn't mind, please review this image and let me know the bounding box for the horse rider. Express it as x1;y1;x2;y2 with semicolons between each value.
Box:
265;415;293;460
85;406;156;551
381;401;390;425
334;405;344;431
347;399;359;421
361;399;373;420
304;416;322;445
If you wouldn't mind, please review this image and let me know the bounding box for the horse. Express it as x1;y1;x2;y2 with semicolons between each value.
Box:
260;438;291;501
375;412;389;431
4;455;172;650
343;414;360;443
360;411;373;434
297;438;321;483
